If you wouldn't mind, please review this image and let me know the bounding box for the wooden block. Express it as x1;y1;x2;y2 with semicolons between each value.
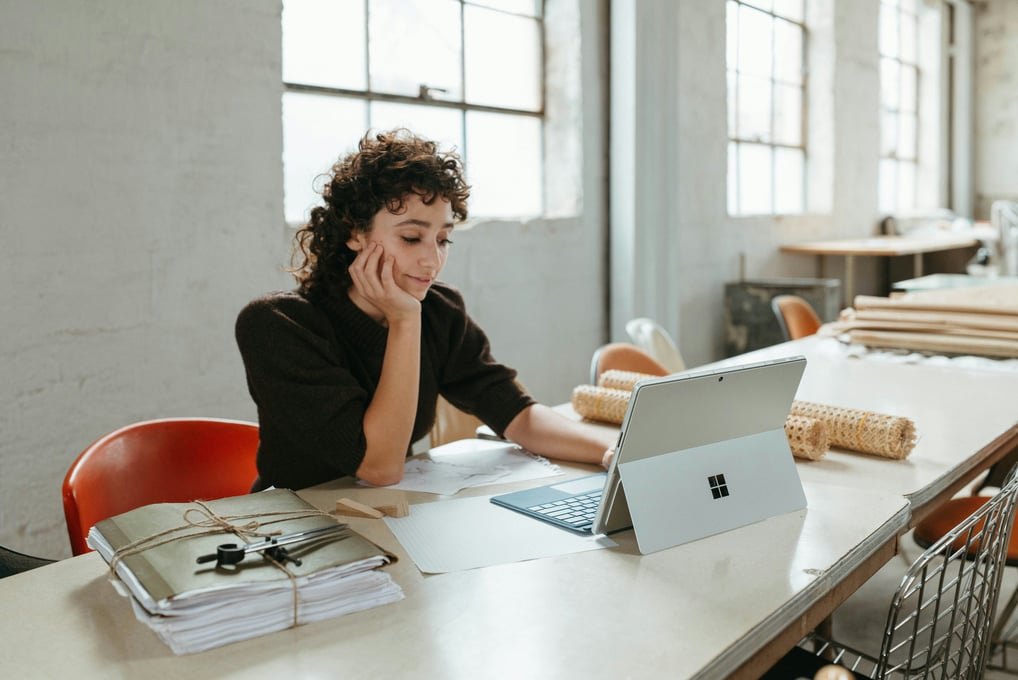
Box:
373;501;409;518
335;497;384;519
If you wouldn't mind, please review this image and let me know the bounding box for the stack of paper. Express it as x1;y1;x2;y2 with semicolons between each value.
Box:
87;489;403;654
828;283;1018;358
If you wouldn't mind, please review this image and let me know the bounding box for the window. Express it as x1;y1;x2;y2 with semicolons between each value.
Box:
726;0;807;216
281;0;545;224
878;0;920;214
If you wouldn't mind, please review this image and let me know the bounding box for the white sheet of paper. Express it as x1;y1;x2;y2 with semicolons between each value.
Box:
383;495;616;574
364;439;562;495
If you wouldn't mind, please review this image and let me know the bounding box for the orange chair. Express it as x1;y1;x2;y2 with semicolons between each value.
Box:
589;342;670;384
771;294;823;341
62;417;260;556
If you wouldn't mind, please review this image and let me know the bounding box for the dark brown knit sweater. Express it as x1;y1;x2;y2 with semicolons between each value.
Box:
235;281;535;490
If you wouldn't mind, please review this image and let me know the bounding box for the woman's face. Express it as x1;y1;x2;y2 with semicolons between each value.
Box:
347;193;455;301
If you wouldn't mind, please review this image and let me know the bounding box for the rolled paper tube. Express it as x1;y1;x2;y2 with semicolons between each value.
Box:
784;415;829;461
597;369;663;392
790;400;917;459
571;385;631;425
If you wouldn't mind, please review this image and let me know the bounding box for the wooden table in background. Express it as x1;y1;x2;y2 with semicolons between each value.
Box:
781;234;979;305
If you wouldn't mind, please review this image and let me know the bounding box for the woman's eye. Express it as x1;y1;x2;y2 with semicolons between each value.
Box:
401;236;421;244
440;238;454;247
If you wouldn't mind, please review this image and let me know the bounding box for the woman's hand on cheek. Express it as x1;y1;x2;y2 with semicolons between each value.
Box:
349;242;420;322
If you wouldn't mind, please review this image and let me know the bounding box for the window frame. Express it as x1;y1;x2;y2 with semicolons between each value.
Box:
281;0;549;224
726;0;809;217
878;0;921;214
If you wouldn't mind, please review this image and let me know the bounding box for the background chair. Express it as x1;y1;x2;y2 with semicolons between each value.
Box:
62;417;260;556
0;545;54;579
771;294;823;341
912;446;1018;672
764;465;1018;679
589;342;669;384
624;317;687;372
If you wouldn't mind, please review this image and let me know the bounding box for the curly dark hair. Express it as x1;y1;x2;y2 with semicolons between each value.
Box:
291;128;470;298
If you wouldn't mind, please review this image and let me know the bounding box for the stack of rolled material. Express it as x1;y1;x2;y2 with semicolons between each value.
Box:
571;370;917;461
789;400;917;460
571;384;631;426
783;415;830;461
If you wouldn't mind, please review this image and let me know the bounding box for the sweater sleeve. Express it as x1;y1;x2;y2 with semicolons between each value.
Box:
235;293;368;489
428;284;536;437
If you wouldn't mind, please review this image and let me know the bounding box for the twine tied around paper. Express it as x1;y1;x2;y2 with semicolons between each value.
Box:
107;502;339;628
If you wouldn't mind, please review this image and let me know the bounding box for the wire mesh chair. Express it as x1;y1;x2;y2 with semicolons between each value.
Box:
785;465;1018;679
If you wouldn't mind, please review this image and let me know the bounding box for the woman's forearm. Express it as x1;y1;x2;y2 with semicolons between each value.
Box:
356;317;421;485
504;404;618;467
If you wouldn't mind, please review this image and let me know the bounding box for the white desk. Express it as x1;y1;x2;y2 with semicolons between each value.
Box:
0;480;906;680
1;335;1015;679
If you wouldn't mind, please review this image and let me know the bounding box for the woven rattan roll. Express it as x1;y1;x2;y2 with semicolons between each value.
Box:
784;415;829;461
571;385;630;424
597;369;661;392
789;400;916;459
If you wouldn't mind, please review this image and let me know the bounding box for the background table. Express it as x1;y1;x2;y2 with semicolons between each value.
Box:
781;234;979;305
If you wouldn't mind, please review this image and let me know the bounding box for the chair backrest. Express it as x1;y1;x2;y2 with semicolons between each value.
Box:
430;395;484;448
874;466;1018;678
771;295;823;341
62;417;260;556
589;342;669;384
624;317;687;372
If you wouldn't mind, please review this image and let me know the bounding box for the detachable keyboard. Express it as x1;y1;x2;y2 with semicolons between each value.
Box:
526;490;603;531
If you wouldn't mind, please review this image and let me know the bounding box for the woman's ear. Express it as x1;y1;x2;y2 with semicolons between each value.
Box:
346;232;366;252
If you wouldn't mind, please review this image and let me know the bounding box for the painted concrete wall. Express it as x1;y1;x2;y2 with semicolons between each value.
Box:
974;0;1018;218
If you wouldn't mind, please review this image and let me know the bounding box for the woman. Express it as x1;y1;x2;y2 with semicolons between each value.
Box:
236;128;615;490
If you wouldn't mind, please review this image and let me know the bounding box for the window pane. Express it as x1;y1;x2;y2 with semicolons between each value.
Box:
737;75;772;142
727;71;738;138
879;3;899;58
467;0;540;17
775;146;804;214
878;157;897;213
464;6;541;110
881;109;898;157
465;112;542;217
369;0;462;100
283;0;365;89
738;5;773;79
772;0;804;22
370;102;464;158
742;0;773;11
897;160;916;210
726;1;739;71
739;143;773;215
881;58;900;111
283;93;367;224
728;142;740;214
773;18;802;84
900;11;917;61
897;111;916;160
773;83;802;145
900;65;917;113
